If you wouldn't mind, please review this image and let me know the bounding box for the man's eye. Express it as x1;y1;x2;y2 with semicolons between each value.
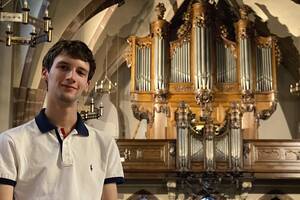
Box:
78;70;87;76
59;65;68;70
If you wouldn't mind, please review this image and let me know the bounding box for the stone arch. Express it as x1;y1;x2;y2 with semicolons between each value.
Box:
258;190;294;200
126;189;159;200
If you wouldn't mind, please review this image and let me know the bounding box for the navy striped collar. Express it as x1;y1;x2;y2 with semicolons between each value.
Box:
35;108;89;136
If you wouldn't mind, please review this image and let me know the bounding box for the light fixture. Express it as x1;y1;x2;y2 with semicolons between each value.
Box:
80;39;118;120
80;97;104;121
0;0;52;46
94;40;117;94
290;68;300;96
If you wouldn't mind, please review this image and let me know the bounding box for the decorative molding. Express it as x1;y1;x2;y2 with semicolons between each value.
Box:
257;149;281;161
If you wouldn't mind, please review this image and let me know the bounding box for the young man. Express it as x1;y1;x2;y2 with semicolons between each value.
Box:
0;40;124;200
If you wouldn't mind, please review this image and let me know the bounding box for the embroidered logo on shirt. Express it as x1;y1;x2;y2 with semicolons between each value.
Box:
90;164;93;171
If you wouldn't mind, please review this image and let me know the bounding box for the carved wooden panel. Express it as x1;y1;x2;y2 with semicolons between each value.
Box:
118;139;300;180
244;140;300;174
117;139;176;172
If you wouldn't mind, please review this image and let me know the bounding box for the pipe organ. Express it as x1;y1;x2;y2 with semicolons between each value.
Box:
127;1;280;173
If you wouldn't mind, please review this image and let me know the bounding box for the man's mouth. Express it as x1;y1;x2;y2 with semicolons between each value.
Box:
61;84;78;90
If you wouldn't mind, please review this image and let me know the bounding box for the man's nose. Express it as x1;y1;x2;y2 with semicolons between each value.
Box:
65;69;76;80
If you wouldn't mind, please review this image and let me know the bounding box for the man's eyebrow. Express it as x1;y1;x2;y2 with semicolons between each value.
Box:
56;61;70;65
56;61;89;72
77;66;89;73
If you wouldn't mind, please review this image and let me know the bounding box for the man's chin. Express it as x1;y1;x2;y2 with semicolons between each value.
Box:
59;95;79;105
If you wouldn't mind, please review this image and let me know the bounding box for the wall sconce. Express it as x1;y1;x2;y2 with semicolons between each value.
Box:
0;0;52;46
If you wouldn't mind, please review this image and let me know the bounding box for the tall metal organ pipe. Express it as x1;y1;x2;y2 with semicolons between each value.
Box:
150;14;170;93
191;1;214;91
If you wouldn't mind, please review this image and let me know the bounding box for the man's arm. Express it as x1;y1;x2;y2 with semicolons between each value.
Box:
101;183;118;200
0;184;13;200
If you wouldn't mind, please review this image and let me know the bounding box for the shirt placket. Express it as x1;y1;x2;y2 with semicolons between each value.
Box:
56;128;75;167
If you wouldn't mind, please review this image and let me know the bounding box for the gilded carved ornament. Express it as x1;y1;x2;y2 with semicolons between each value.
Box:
274;38;281;65
219;25;237;58
237;6;253;39
220;25;228;39
239;5;251;20
194;14;208;28
131;104;154;126
124;50;132;68
170;36;191;57
177;12;191;39
241;90;255;112
228;102;243;129
152;3;168;39
125;38;133;68
155;2;166;20
195;89;213;120
256;101;277;120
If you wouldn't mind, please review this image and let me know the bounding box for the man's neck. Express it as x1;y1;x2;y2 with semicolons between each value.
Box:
45;101;78;136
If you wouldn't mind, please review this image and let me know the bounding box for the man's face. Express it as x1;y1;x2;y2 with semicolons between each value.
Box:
42;53;90;105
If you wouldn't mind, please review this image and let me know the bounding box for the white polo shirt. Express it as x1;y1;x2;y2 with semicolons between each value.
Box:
0;109;124;200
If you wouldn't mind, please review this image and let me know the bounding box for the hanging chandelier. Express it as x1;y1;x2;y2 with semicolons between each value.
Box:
0;0;52;46
80;39;118;120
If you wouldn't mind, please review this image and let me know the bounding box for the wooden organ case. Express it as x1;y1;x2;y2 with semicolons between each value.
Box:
127;1;279;141
118;1;300;198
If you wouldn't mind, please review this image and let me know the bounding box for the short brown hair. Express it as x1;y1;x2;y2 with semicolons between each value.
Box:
42;40;96;81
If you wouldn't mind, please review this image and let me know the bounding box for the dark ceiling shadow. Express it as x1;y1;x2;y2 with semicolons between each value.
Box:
291;0;300;4
254;3;300;138
254;3;300;80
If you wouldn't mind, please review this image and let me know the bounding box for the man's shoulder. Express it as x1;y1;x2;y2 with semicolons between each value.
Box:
0;119;37;139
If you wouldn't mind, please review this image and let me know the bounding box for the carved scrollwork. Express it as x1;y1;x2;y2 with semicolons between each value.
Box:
131;104;154;126
257;101;277;120
285;150;300;160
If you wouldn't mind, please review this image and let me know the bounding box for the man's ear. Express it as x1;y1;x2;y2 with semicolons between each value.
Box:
42;68;49;80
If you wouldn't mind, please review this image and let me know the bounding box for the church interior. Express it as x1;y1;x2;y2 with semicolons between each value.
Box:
1;0;300;199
